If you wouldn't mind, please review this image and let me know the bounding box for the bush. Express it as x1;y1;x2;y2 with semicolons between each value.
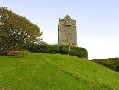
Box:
92;58;119;72
0;49;8;56
59;45;69;54
70;47;88;58
25;44;88;58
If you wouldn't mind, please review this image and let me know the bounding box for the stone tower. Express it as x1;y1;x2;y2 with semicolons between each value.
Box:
58;15;77;46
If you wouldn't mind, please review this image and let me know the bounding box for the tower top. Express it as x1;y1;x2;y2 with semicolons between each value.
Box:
64;15;71;20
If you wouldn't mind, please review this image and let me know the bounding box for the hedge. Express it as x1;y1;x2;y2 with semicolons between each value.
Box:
92;58;119;72
25;44;88;58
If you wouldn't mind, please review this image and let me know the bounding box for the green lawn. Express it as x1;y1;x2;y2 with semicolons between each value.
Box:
0;53;119;90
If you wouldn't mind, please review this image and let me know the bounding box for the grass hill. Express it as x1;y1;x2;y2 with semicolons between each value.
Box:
0;53;119;90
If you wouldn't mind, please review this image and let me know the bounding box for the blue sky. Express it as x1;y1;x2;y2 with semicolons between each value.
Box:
1;0;119;59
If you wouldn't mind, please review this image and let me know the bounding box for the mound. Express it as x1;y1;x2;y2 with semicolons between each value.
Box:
0;53;119;90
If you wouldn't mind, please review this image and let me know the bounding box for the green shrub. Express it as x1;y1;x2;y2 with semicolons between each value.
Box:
25;44;88;58
59;45;69;54
70;47;88;58
92;58;119;72
48;45;60;54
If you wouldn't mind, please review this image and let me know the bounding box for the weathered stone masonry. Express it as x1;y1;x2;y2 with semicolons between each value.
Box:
58;15;77;46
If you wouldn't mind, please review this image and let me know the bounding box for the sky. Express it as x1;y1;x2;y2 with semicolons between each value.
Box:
1;0;119;59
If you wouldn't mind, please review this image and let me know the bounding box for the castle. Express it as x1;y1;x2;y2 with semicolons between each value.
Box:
58;15;77;46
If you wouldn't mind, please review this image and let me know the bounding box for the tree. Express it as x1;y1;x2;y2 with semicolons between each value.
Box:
0;7;42;55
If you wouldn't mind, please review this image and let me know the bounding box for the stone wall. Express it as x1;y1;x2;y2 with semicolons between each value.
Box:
58;15;77;46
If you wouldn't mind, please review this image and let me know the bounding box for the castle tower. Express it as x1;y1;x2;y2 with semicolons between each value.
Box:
58;15;77;46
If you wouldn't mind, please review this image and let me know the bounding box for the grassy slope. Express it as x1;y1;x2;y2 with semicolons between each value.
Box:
0;53;119;90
